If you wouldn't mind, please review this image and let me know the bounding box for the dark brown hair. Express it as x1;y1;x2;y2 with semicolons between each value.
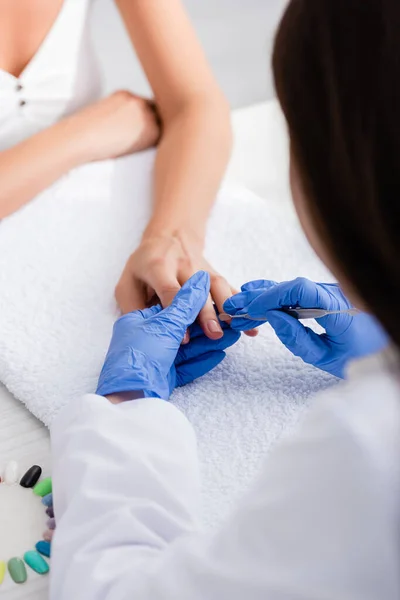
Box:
273;0;400;348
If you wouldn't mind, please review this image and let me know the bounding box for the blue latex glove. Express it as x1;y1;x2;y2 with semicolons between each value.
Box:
97;271;240;399
223;277;388;378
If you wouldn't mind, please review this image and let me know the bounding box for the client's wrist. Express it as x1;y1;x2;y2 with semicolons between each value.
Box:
142;223;205;253
105;391;144;404
57;115;93;167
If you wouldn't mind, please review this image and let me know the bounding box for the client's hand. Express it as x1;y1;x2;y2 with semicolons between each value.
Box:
223;278;388;378
115;233;258;341
97;271;240;400
67;90;161;163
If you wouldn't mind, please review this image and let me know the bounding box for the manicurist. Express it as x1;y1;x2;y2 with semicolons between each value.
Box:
50;2;400;598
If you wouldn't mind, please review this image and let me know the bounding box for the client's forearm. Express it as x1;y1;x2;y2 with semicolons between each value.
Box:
143;98;232;247
0;118;86;219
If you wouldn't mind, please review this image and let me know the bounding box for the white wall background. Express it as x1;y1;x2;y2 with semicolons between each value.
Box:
91;0;287;108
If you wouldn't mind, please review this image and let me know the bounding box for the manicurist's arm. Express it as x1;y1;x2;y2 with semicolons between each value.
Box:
49;371;397;600
50;394;201;599
115;0;238;340
50;272;240;598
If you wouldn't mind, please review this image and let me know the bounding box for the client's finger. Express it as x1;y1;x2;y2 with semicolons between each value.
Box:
115;275;146;315
148;265;182;309
210;273;234;315
198;294;224;340
209;274;258;337
187;321;234;340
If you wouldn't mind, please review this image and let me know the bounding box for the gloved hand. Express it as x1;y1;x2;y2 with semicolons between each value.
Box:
97;271;240;399
223;277;388;378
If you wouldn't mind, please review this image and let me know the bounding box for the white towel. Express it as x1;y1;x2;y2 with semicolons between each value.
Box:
0;149;337;527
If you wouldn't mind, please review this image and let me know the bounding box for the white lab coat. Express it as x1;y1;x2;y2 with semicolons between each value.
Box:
50;351;400;600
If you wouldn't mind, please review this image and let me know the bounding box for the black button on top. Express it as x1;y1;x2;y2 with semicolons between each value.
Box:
16;83;23;92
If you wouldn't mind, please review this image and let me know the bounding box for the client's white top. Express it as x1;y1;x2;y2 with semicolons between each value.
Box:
50;350;400;600
0;0;101;151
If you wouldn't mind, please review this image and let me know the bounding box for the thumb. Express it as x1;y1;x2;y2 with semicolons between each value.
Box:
267;311;327;365
240;279;277;293
160;271;211;333
223;289;266;315
246;278;323;319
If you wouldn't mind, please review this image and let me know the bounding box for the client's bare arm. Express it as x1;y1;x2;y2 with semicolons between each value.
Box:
0;91;160;219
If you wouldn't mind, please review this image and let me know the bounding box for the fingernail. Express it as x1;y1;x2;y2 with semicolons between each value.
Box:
182;331;190;344
207;320;223;335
